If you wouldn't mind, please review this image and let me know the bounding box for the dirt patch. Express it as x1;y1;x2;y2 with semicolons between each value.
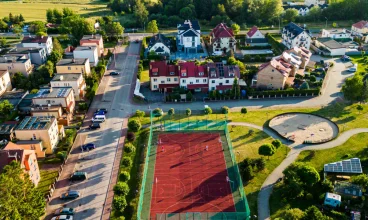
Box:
269;113;339;144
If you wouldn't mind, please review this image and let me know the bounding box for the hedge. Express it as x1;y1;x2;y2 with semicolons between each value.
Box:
249;88;320;97
265;33;287;55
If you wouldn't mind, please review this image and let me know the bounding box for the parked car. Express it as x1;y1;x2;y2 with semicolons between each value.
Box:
82;143;96;151
341;55;351;61
51;215;73;220
69;172;88;181
349;63;358;72
110;71;120;75
95;108;107;114
89;123;101;130
60;191;80;200
94;110;105;116
54;208;75;216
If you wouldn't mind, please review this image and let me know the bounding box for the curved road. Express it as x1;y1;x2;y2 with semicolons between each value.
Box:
229;122;368;220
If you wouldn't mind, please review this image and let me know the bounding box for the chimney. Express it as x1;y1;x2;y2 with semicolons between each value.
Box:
60;75;63;81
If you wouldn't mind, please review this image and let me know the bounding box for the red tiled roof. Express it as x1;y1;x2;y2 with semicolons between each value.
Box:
352;20;368;29
0;149;25;171
187;84;208;89
211;23;234;39
179;62;208;78
247;26;259;38
22;36;49;44
158;84;179;88
149;61;179;77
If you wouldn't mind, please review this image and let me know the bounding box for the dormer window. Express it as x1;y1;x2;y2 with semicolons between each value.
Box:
152;68;159;76
181;70;187;77
199;72;204;76
170;72;175;75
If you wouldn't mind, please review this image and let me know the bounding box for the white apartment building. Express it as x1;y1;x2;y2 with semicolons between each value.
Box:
20;36;53;55
0;70;12;96
32;88;75;113
177;20;201;53
73;46;99;67
0;55;33;76
50;74;86;101
282;22;312;49
321;29;352;39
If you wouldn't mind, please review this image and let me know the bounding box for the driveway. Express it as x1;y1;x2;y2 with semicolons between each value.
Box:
45;41;140;219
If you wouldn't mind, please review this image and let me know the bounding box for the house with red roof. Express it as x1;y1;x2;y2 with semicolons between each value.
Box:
209;23;236;55
351;21;368;35
178;62;209;92
149;61;179;92
207;62;240;92
245;26;268;46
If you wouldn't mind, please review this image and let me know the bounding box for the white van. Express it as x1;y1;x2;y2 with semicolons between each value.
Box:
92;118;105;123
349;64;358;72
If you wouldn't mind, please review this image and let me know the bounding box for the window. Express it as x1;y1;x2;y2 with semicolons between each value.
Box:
68;67;71;70
174;78;178;81
153;72;158;75
182;79;186;83
46;100;51;104
203;79;207;83
211;87;215;90
170;72;175;75
33;134;36;140
154;85;157;89
199;72;204;76
212;80;215;83
153;79;157;82
190;82;193;84
226;80;229;83
167;78;171;82
196;79;199;83
161;81;164;83
182;72;187;77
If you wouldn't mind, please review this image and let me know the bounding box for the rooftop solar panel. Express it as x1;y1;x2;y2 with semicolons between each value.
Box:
324;158;362;174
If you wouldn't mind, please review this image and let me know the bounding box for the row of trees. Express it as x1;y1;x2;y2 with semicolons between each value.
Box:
0;13;25;32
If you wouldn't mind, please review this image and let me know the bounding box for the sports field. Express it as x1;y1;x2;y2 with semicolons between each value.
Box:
138;117;250;220
152;133;235;219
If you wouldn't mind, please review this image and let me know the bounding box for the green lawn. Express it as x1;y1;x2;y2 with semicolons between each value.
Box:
270;133;368;218
350;55;368;75
230;126;290;215
37;168;59;196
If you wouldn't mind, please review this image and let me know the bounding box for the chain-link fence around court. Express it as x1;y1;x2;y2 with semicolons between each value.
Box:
137;112;251;220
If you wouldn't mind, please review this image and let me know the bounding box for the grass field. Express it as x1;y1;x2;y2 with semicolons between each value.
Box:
350;55;368;75
230;126;290;216
140;69;149;83
270;132;368;218
0;1;110;22
37;168;59;196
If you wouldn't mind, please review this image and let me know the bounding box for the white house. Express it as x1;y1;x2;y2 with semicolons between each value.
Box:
321;29;352;39
147;34;171;55
314;38;346;56
178;62;208;92
351;20;368;35
73;46;99;67
50;74;86;101
0;70;12;96
207;63;240;92
324;193;341;208
305;0;326;6
177;20;201;53
149;61;179;92
20;36;53;55
282;22;312;49
0;55;33;76
209;23;236;54
245;26;268;46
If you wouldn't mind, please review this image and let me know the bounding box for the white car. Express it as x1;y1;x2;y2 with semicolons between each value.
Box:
51;215;73;220
348;64;358;72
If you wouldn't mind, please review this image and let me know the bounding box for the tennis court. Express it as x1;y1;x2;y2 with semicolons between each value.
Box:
151;133;235;218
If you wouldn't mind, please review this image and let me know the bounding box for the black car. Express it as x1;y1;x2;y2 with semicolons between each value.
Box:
89;123;101;130
95;108;107;114
60;191;80;200
82;143;96;151
110;71;120;75
70;172;88;181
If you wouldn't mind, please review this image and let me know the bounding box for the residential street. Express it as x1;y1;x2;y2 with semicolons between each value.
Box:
45;40;140;220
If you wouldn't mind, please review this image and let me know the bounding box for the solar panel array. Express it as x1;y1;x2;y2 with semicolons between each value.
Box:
57;88;68;97
17;117;32;130
36;89;50;98
216;63;224;77
324;158;362;174
17;116;52;130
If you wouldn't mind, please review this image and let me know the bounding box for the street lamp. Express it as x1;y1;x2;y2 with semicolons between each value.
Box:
325;17;328;28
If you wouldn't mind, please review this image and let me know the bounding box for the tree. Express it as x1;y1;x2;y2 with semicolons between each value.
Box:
300;81;310;90
350;174;368;188
186;108;191;116
134;0;148;27
135;110;145;118
56;151;67;161
302;206;332;220
280;208;304;220
62;7;75;18
53;9;63;24
152;108;163;117
186;91;193;101
0;100;14;115
46;9;54;23
113;196;127;213
168;108;175;118
307;6;322;22
0;161;46;219
272;139;282;149
105;22;124;40
258;143;276;159
180;6;195;19
0;37;6;48
221;106;229;114
342;74;364;102
113;182;129;196
29;21;46;34
0;20;8;31
284;8;299;23
53;38;64;55
231;23;240;35
128;119;141;132
147;20;159;34
204;107;212;114
12;24;22;35
284;163;320;187
120;171;130;182
60;15;94;42
241;107;247;115
357;105;363;114
361;50;365;58
36;32;47;37
231;77;240;99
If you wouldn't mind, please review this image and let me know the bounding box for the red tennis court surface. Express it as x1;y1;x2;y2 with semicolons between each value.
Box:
150;132;235;218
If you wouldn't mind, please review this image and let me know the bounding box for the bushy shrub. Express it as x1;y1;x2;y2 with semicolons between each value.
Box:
152;108;163;117
186;108;191;116
78;102;88;111
305;193;313;200
135;110;145;118
254;158;266;171
221;106;229;114
124;143;136;154
204;107;212;114
241;107;247;114
272;139;282;149
127;132;136;142
168;108;175;116
56;151;67;161
113;182;130;196
121;157;132;167
242;165;254;181
119;171;130;182
128;119;141;132
113;196;127;213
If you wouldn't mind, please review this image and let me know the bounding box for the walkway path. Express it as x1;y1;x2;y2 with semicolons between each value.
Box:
229;122;368;220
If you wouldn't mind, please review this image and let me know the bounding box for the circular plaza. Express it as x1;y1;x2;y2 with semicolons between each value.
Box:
269;113;339;144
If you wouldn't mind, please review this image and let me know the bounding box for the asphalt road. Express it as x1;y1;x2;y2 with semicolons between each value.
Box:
45;40;140;220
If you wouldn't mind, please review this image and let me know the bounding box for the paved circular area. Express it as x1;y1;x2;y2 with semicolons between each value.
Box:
269;113;339;144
